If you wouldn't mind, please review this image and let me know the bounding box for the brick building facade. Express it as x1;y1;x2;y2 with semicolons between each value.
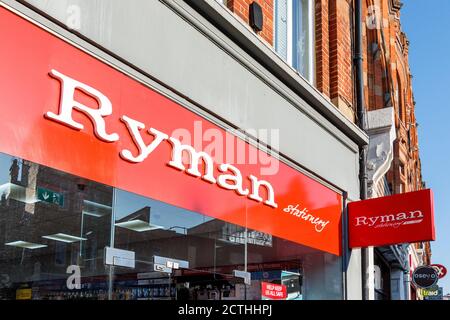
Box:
222;0;431;299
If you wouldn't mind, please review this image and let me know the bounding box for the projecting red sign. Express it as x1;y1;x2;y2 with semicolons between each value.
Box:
261;282;287;300
348;189;435;248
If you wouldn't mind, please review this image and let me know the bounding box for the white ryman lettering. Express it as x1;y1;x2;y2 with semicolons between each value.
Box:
45;69;278;208
355;210;424;226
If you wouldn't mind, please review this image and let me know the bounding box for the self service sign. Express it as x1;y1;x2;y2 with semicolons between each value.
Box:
348;189;435;248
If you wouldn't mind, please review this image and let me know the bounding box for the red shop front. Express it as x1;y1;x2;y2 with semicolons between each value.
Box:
0;6;345;300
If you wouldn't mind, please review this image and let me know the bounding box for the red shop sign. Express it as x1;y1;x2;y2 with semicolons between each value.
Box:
348;189;435;248
261;282;287;300
0;6;342;255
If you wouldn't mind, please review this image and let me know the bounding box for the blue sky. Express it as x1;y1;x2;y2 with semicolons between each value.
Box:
401;1;450;294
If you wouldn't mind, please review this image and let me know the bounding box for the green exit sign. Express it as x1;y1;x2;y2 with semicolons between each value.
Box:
37;187;64;206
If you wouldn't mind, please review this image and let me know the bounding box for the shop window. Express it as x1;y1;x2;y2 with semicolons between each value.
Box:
112;189;342;300
0;151;342;300
274;0;315;83
0;153;113;300
54;242;67;266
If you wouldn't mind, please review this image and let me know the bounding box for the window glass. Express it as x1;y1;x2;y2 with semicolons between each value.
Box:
111;189;245;300
292;0;310;77
0;152;342;300
274;0;314;82
246;228;342;300
0;153;112;300
274;0;289;60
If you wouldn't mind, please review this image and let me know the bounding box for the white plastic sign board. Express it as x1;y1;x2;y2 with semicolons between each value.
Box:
105;247;135;268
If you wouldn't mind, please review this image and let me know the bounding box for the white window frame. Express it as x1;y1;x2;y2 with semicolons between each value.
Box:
275;0;315;84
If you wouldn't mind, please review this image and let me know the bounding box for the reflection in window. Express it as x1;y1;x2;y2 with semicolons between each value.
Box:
0;153;112;299
112;189;245;300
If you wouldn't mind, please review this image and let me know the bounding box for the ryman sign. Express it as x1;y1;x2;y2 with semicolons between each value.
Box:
0;7;343;255
348;189;435;248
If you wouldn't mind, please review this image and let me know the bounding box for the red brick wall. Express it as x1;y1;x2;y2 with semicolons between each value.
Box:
227;0;273;45
315;0;330;97
226;0;355;120
329;0;354;119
